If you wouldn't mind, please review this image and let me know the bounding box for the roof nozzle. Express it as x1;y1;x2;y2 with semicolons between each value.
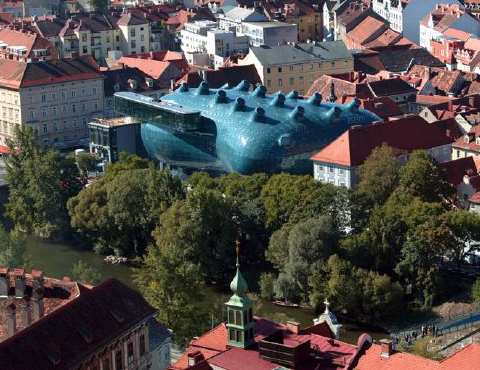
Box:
252;85;267;98
233;80;250;91
232;97;246;112
197;81;209;95
251;107;266;122
325;106;342;122
215;89;228;103
270;93;285;107
178;82;189;92
289;106;304;120
346;98;360;111
308;92;322;106
286;90;299;99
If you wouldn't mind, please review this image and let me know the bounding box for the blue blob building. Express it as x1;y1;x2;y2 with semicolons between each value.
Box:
113;80;380;174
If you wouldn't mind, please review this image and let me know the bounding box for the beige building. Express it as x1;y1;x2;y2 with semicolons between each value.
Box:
238;41;353;95
0;57;104;148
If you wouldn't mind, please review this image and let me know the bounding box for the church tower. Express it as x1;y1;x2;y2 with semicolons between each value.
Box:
225;241;255;348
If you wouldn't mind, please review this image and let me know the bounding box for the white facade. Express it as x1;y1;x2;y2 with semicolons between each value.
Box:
372;0;404;33
419;20;442;51
313;161;354;188
240;21;298;47
118;22;151;55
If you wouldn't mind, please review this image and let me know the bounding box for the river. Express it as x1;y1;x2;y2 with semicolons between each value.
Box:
25;237;386;344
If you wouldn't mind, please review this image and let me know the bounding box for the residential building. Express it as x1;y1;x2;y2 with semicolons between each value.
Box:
430;37;466;70
455;37;480;73
402;0;461;45
117;11;151;55
239;20;298;47
311;116;454;188
342;14;411;50
0;57;104;148
0;268;171;370
371;0;407;33
322;0;339;41
419;4;480;52
178;64;262;88
440;156;480;208
238;40;353;94
0;26;57;62
218;5;269;33
333;0;373;42
307;73;416;114
262;0;322;42
180;20;249;66
452;125;480;159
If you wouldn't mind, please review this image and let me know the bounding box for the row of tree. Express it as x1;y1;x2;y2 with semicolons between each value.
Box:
3;126;480;345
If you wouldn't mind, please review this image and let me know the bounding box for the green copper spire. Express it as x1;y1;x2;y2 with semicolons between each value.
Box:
225;240;255;348
230;241;249;296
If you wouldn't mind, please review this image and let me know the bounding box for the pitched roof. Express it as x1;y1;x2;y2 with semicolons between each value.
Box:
119;57;176;80
179;64;261;89
0;27;54;59
310;116;454;167
440;156;478;186
0;279;157;370
368;78;417;97
117;12;148;26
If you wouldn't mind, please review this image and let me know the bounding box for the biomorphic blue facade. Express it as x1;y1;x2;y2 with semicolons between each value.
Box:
114;80;380;174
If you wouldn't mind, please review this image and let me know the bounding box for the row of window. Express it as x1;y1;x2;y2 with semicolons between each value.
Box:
266;60;350;74
228;328;254;343
227;308;253;326
39;87;99;103
89;334;146;370
41;119;88;134
317;165;346;175
29;103;99;120
266;76;310;88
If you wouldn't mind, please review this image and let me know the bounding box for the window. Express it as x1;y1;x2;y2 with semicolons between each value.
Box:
115;350;123;370
289;65;293;71
131;40;136;49
229;329;235;341
228;309;234;323
93;87;97;96
41;94;46;103
116;35;120;42
329;166;334;173
140;34;144;41
72;104;76;113
42;110;46;118
81;33;87;42
267;68;271;74
278;78;283;87
278;67;282;73
235;310;241;325
82;46;88;54
140;334;146;356
289;77;294;85
318;165;323;171
43;124;47;133
102;358;111;370
127;342;134;366
71;90;76;98
130;28;136;37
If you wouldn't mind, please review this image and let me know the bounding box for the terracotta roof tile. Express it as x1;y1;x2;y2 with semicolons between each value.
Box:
311;116;454;167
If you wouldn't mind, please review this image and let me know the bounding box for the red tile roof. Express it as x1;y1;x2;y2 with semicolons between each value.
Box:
311;116;454;167
355;342;441;370
208;347;278;370
440;157;478;186
0;278;157;370
119;57;175;80
0;27;55;60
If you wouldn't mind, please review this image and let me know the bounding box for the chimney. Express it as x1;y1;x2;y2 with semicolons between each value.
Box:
379;339;393;358
187;351;205;366
0;268;8;297
6;303;16;338
21;298;32;327
14;268;25;299
286;321;301;334
31;288;45;322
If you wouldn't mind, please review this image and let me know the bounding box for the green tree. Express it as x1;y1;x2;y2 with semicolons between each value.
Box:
135;233;208;346
68;166;183;256
260;174;320;230
283;216;338;302
71;260;101;285
442;209;480;263
399;150;454;203
153;189;237;284
0;227;26;267
89;0;109;13
5;126;82;238
356;144;400;208
76;152;99;176
274;272;296;303
259;272;275;301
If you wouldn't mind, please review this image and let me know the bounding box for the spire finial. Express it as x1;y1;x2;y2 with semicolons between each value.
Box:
235;240;240;268
324;298;330;313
